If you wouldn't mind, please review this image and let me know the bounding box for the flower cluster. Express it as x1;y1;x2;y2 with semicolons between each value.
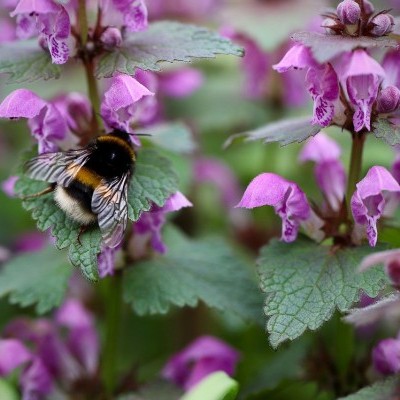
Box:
7;0;147;64
273;1;399;133
0;299;99;399
237;133;400;246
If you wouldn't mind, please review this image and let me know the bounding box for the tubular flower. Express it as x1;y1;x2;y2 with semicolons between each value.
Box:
351;166;400;246
162;336;239;391
10;0;71;64
100;74;154;145
236;173;311;242
342;50;385;132
299;133;346;211
0;89;92;153
372;337;400;375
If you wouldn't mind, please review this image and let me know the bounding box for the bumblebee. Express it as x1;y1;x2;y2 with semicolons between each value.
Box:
24;129;135;248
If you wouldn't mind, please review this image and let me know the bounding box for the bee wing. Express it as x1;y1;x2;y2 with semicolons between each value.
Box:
91;173;130;248
24;149;92;187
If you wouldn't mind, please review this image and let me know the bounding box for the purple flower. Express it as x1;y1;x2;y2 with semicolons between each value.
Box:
274;45;339;127
359;249;400;287
1;175;18;197
306;64;339;127
101;0;148;32
236;173;310;242
162;336;239;391
20;357;53;400
0;17;16;43
351;166;400;247
0;339;31;376
0;89;67;153
372;338;400;375
10;0;71;64
370;13;394;37
342;50;385;132
100;74;154;145
299;133;346;211
131;191;192;256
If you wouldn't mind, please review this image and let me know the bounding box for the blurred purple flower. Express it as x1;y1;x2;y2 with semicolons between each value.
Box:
351;166;400;246
299;133;346;211
101;0;148;32
97;245;119;278
372;338;400;375
0;339;31;375
1;175;18;197
336;0;361;25
342;50;385;132
132;191;192;256
0;89;67;153
146;0;219;21
158;68;204;98
55;299;99;375
1;299;99;398
101;74;154;145
0;18;16;42
221;27;269;99
14;231;48;253
193;157;241;208
162;335;239;391
11;0;71;64
359;248;400;287
236;173;310;242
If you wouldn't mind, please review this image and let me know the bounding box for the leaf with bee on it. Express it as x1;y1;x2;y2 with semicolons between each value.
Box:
14;148;179;282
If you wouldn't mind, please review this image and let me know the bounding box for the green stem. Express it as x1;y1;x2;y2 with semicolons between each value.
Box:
101;273;123;396
77;0;89;46
83;58;102;134
346;132;366;218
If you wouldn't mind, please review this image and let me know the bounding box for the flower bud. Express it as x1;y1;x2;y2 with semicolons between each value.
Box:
322;17;337;35
337;0;361;25
377;86;400;113
100;27;122;49
363;0;375;15
370;13;394;36
372;338;400;375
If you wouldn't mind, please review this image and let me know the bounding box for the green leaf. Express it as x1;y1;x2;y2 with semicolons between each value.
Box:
372;119;400;146
15;176;79;250
0;40;60;83
292;32;397;63
128;149;179;221
224;116;321;148
123;228;263;322
68;229;101;281
257;238;388;348
96;21;243;78
181;372;239;400
0;379;18;400
142;122;196;154
0;246;72;314
338;378;399;400
15;148;178;281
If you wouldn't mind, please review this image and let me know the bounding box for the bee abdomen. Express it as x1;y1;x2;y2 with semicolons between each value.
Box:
54;186;97;225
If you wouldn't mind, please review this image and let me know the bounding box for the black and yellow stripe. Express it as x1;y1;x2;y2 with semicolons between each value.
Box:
97;135;136;160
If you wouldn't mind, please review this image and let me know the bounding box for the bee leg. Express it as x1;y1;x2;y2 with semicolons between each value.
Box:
21;184;55;200
77;226;88;246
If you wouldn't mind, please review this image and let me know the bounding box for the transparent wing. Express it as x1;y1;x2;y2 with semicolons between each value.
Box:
24;148;92;187
91;173;130;248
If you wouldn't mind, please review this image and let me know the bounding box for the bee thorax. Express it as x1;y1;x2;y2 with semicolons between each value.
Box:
54;186;97;225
